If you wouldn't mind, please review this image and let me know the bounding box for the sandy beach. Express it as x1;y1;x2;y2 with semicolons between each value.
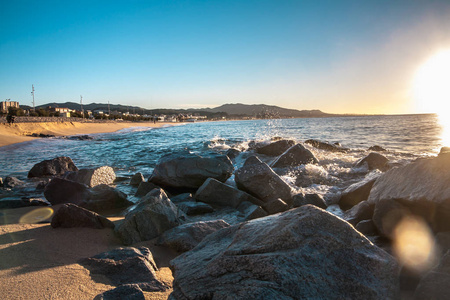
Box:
0;206;177;300
0;121;170;148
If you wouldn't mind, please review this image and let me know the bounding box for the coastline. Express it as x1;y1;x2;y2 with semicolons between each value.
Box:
0;121;173;148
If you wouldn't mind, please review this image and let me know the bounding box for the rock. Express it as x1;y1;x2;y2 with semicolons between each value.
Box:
79;247;168;292
169;193;194;203
115;188;185;245
84;184;133;213
226;148;241;160
134;181;159;197
436;232;450;252
177;201;214;215
28;156;78;178
0;177;3;187
235;160;293;203
2;176;24;188
149;153;234;190
94;284;145;300
355;219;378;236
237;201;268;220
292;193;327;209
64;166;116;187
355;152;389;171
130;173;145;186
158;220;230;252
372;199;412;239
0;198;50;209
305;139;348;152
67;135;93;140
51;203;114;229
339;177;377;210
195;178;263;208
367;153;450;232
170;205;400;300
255;139;295;156
270;144;319;168
44;177;90;206
343;200;375;226
243;155;263;166
439;147;450;155
368;145;387;152
262;198;289;214
414;250;450;300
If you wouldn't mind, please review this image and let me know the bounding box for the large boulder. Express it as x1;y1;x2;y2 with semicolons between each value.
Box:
343;200;375;226
44;177;90;206
0;198;49;209
170;205;399;300
367;153;450;232
94;284;145;300
2;176;24;188
51;203;114;229
84;184;132;213
28;156;78;178
305;139;348;152
261;198;289;214
79;247;168;292
255;139;295;156
130;172;145;186
64;166;116;187
134;181;159;197
292;193;327;209
414;250;450;300
158;220;230;252
177;201;214;215
356;152;389;171
339;177;378;210
195;178;263;208
149;153;234;190
235;160;293;203
115;188;185;245
270;144;319;168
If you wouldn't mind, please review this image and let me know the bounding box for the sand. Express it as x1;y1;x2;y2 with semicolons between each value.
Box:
0;121;171;148
0;206;177;299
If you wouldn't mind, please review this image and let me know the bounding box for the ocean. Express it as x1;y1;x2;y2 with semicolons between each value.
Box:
0;114;445;209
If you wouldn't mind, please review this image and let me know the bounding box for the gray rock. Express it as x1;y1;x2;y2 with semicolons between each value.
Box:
355;219;378;236
415;250;450;300
367;153;450;232
149;153;234;190
305;139;348;152
115;188;185;245
79;247;167;292
195;178;263;208
28;156;78;178
84;184;133;213
134;181;159;197
237;201;268;220
158;220;230;252
262;198;289;214
44;177;90;206
64;166;116;187
292;193;327;209
170;205;400;300
2;176;24;188
130;172;145;186
271;144;319;168
169;193;194;203
243;155;263;166
356;152;389;171
51;203;114;229
226;148;241;160
0;197;50;209
94;284;145;300
372;198;412;239
235;160;292;203
343;200;375;226
255;139;295;156
339;177;377;210
368;145;387;152
177;201;214;215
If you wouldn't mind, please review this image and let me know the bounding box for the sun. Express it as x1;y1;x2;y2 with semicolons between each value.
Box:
413;49;450;147
413;49;450;113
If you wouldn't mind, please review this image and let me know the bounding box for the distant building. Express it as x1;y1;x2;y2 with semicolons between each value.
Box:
1;100;19;113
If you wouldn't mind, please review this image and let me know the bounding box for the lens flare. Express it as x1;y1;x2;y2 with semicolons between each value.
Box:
19;207;54;224
393;216;436;273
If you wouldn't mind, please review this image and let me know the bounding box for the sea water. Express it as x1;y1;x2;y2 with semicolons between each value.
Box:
0;114;445;206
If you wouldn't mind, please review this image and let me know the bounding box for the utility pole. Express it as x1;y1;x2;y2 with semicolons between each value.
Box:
31;85;35;111
80;95;84;119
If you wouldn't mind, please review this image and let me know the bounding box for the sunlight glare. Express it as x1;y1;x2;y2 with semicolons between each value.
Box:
413;49;450;146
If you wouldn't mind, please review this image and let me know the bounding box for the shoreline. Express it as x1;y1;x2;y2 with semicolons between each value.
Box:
0;121;175;148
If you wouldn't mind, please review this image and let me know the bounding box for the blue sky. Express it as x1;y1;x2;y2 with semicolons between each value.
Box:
1;0;450;114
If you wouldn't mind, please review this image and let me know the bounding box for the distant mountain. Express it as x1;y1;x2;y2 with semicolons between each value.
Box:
206;103;330;118
21;102;332;119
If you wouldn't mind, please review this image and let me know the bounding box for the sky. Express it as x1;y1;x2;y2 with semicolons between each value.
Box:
1;0;450;114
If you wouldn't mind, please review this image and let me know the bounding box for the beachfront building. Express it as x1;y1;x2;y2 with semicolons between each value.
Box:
1;100;20;113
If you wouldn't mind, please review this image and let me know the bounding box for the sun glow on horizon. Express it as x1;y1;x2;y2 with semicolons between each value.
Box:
413;49;450;146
